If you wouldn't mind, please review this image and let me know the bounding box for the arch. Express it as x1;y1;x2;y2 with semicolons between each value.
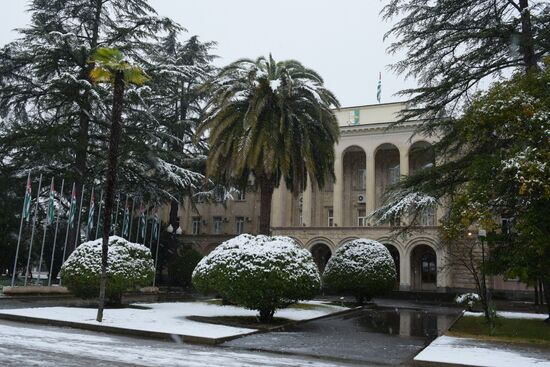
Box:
341;146;367;226
410;244;438;291
310;243;332;274
375;143;401;209
337;236;360;248
409;141;435;175
383;243;401;289
288;236;304;247
305;237;336;252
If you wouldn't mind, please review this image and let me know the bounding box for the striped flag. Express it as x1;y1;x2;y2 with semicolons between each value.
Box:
68;185;77;228
23;175;32;221
87;191;95;237
47;178;56;225
122;204;130;237
377;72;382;103
152;208;159;240
139;203;146;239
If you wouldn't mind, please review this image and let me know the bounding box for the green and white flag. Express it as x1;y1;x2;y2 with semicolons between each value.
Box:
87;190;95;237
377;72;382;103
23;174;32;221
122;205;130;237
139;203;146;239
152;208;159;240
68;184;77;228
47;178;56;226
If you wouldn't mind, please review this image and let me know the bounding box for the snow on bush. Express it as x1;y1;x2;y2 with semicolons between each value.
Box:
322;239;396;304
192;234;320;322
455;293;480;311
60;236;154;304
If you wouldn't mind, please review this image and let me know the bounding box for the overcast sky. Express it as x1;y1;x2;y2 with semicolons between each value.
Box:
0;0;416;108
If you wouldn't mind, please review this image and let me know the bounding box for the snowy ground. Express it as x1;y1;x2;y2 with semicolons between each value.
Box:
0;300;347;340
414;335;550;367
0;320;358;367
464;310;548;320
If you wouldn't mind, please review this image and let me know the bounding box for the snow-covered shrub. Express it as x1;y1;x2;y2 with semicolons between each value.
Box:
192;234;320;322
168;248;203;287
455;293;480;311
60;236;154;304
322;239;396;304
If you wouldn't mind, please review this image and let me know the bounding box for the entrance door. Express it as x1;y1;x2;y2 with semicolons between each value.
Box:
411;245;437;290
310;243;332;274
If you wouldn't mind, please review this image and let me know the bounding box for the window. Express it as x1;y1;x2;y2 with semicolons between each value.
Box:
357;169;366;190
357;209;367;227
420;206;435;226
213;216;222;234
236;216;245;234
327;208;334;227
237;190;246;201
192;217;201;235
389;165;400;185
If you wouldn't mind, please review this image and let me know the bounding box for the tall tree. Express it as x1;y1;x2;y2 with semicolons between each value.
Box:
199;55;340;234
382;0;550;132
0;0;204;252
89;47;149;322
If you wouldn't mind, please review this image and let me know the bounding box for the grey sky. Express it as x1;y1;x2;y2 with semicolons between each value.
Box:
0;0;415;107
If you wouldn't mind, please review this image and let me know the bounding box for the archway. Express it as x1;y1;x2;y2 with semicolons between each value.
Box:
342;146;367;226
310;243;332;274
375;143;400;209
384;244;400;289
410;245;437;290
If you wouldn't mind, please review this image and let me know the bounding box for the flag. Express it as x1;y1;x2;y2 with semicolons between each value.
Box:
377;72;382;103
139;203;146;238
23;175;32;221
87;191;95;236
122;205;130;237
152;208;159;240
47;178;56;225
68;185;77;228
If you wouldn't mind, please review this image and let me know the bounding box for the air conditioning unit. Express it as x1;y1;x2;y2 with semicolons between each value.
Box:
357;194;366;204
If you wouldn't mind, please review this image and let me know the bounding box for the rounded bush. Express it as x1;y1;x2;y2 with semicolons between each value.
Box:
192;234;320;322
322;238;396;304
60;236;154;304
168;248;203;287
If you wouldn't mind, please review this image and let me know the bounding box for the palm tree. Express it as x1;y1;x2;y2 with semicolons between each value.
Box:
199;55;339;235
89;48;149;322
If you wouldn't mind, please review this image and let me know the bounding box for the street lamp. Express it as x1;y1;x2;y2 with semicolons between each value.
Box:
478;227;491;318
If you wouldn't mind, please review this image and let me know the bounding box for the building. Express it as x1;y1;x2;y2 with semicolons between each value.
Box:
173;102;531;297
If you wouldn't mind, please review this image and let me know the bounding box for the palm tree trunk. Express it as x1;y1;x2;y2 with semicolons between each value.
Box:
258;176;275;235
97;70;125;322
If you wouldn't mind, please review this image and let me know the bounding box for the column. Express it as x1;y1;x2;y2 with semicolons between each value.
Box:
399;146;409;177
271;178;286;227
302;179;312;227
366;151;376;216
332;154;343;227
400;254;411;291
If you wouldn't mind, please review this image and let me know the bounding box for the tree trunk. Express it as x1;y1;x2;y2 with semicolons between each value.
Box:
258;176;275;235
519;0;538;71
259;308;275;323
543;279;550;323
97;70;125;323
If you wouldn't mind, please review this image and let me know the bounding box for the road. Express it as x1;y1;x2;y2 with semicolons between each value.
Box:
0;320;360;367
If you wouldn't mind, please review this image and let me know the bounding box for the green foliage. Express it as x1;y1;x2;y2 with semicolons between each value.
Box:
167;248;203;287
60;236;154;304
192;234;320;322
322;239;396;304
323;239;396;304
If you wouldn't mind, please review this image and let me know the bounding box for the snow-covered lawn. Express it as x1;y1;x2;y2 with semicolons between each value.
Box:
464;310;548;320
415;335;550;367
0;300;347;340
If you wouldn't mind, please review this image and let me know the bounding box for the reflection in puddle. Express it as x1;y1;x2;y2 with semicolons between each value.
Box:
353;307;457;338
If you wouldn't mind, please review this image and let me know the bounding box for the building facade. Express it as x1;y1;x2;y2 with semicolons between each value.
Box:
175;102;531;296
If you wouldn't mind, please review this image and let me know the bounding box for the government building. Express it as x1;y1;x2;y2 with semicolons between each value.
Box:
172;102;530;297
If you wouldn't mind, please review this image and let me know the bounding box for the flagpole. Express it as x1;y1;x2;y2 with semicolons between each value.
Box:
113;194;121;235
122;195;129;238
135;199;141;243
148;206;155;250
47;179;64;286
129;196;135;242
24;173;43;286
11;171;31;287
143;205;149;246
95;190;104;240
153;207;162;287
86;187;95;241
37;177;55;284
60;183;75;279
73;184;86;251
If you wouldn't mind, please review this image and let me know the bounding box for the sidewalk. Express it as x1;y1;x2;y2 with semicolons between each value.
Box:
414;335;550;367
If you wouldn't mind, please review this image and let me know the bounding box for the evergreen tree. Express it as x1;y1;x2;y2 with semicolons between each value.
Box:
383;0;550;132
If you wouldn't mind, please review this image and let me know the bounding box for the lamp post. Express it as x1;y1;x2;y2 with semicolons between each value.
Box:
478;228;491;319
